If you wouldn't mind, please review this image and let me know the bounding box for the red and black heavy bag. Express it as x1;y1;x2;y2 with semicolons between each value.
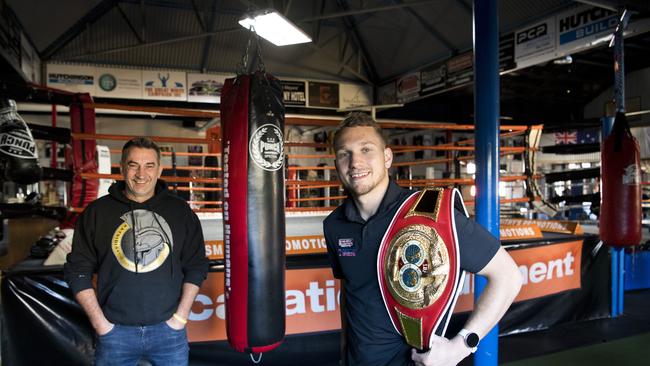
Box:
69;93;99;209
600;112;641;247
220;72;286;353
377;188;466;350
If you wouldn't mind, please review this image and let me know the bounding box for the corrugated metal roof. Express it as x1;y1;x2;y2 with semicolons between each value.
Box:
6;0;650;89
6;0;650;129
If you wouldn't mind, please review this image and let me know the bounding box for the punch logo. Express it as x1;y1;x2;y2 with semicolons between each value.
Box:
250;124;284;171
0;114;37;159
623;164;640;185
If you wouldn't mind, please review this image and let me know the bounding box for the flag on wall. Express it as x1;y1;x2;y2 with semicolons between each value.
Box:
577;129;598;144
554;129;598;145
554;131;577;144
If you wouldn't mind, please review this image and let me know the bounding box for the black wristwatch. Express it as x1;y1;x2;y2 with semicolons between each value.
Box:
458;329;479;353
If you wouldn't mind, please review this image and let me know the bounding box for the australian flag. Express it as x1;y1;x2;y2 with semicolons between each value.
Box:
577;129;598;144
547;129;600;154
554;129;599;145
554;131;577;144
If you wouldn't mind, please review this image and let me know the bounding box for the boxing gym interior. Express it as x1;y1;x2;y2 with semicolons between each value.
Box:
1;0;650;365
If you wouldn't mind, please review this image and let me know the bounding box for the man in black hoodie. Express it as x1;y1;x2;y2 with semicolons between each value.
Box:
65;137;208;366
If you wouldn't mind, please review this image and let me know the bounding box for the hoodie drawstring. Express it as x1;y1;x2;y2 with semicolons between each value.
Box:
150;205;174;278
130;203;139;274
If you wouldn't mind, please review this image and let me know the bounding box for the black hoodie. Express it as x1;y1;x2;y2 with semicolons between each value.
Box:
64;180;208;326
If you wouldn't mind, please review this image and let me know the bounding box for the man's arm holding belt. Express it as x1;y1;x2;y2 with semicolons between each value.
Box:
412;246;522;366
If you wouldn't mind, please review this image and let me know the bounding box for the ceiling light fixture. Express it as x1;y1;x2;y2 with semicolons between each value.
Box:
239;10;312;46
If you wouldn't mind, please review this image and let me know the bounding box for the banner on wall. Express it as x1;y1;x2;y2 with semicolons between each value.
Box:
556;6;617;55
205;235;328;260
187;268;342;342
514;5;619;69
420;62;447;95
514;18;556;69
94;67;142;99
396;72;420;103
340;83;373;109
46;64;95;94
187;73;230;103
308;81;339;108
446;52;473;88
197;239;585;341
142;70;187;101
1;237;607;365
281;80;307;106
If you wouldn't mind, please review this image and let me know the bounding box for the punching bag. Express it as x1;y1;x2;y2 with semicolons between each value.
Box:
220;71;286;353
0;98;42;184
600;112;641;247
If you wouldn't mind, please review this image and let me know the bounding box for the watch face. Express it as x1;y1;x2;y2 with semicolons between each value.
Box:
466;332;479;348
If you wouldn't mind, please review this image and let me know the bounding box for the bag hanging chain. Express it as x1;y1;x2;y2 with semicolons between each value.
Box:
238;25;266;75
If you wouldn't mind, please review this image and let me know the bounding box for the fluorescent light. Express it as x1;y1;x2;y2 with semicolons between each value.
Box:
239;10;312;46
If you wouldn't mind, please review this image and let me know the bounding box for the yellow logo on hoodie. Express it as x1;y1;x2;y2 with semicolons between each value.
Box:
111;209;173;272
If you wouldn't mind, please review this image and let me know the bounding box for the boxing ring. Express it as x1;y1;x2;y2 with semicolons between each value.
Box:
0;88;613;365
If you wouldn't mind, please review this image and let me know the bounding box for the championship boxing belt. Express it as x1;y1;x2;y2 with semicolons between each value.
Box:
377;188;467;350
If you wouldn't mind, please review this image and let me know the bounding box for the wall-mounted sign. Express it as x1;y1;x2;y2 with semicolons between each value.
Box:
340;83;372;109
142;70;187;101
281;80;307;106
514;5;619;69
514;19;556;68
187;73;230;103
46;64;95;94
95;67;142;99
308;82;339;109
556;6;617;54
420;62;447;95
446;52;473;87
396;72;420;103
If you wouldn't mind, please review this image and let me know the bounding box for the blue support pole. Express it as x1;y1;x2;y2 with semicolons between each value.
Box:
473;0;499;365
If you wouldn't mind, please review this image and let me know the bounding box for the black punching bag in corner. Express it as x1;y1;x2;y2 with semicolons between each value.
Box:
600;112;641;247
220;71;286;353
0;98;42;184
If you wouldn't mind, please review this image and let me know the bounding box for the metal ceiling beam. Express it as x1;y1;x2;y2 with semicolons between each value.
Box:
284;0;293;15
573;0;620;12
41;0;118;60
63;27;242;60
190;0;207;32
299;0;439;22
307;43;372;84
337;0;378;83
200;0;220;73
140;0;147;42
116;3;144;44
393;0;456;51
313;0;327;44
